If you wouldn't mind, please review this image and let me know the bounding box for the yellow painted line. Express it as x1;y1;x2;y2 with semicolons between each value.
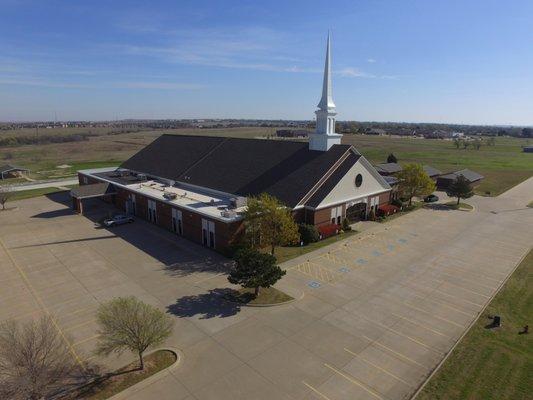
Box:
408;282;484;307
436;271;496;290
324;363;384;400
401;302;464;328
434;264;503;284
410;293;474;317
62;318;97;332
353;311;442;354
0;237;84;369
302;381;333;400
10;308;44;321
391;313;451;338
72;334;100;347
363;335;426;368
57;304;98;321
343;348;414;387
430;277;490;299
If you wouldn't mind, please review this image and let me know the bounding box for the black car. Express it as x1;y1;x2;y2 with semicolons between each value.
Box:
424;194;439;203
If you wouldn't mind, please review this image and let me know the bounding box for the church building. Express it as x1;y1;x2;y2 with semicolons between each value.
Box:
73;35;392;251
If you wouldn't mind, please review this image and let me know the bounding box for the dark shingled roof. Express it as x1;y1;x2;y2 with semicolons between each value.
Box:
423;165;442;177
0;164;29;174
439;169;484;183
306;152;360;208
71;182;116;199
119;134;354;207
374;162;402;175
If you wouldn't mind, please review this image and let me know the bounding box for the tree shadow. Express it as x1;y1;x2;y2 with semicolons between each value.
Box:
424;204;454;211
31;208;74;218
167;288;242;319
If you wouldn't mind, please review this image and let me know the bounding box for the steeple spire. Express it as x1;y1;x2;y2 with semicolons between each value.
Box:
317;31;335;110
309;32;343;152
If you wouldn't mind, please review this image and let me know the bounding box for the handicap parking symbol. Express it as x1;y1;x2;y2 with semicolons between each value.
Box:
387;244;395;251
356;258;367;265
372;250;383;257
308;281;321;289
398;238;408;244
339;267;350;273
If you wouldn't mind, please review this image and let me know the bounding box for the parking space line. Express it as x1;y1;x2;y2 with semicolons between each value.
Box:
430;278;490;299
363;336;426;368
57;304;99;321
410;293;475;317
9;308;44;321
433;263;503;284
435;271;496;290
401;301;464;328
72;334;100;347
407;282;484;307
302;381;333;400
343;348;414;387
391;313;451;338
324;363;384;400
353;312;442;354
62;318;97;332
0;237;84;369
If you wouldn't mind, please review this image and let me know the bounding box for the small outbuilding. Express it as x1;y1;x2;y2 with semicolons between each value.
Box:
374;162;403;176
0;164;30;179
523;146;533;153
423;165;442;179
437;169;484;190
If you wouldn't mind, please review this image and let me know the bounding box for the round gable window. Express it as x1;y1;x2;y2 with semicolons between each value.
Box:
355;173;363;188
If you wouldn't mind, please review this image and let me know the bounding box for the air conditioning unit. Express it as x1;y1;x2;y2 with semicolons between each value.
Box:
138;174;147;182
221;209;237;218
163;192;177;200
229;196;247;209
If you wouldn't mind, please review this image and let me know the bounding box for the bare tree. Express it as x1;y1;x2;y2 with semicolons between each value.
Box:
0;186;12;210
0;316;77;400
95;297;173;370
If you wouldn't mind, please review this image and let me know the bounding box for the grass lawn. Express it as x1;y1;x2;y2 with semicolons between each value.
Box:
68;350;176;400
274;230;358;264
417;250;533;400
444;201;474;210
228;287;294;305
528;201;533;208
8;186;70;201
342;135;533;196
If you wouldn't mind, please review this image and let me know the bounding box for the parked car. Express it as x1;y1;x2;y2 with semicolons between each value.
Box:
103;214;134;227
424;194;439;203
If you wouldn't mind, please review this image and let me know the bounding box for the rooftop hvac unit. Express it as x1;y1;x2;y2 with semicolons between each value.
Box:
229;196;247;209
138;174;147;182
221;209;237;218
163;192;177;200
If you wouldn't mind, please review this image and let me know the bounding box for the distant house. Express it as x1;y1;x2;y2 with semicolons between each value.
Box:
276;129;310;138
437;169;484;190
523;146;533;153
423;165;442;179
0;164;30;179
374;162;403;176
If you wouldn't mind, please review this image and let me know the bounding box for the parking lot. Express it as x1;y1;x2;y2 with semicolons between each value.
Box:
0;178;532;400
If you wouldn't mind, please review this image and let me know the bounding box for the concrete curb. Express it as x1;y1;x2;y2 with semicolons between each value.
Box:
223;289;305;308
106;347;182;400
410;246;532;399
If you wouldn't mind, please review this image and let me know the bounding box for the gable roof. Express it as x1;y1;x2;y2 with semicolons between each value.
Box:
423;165;442;177
305;152;361;208
439;169;484;183
374;162;402;174
71;182;116;199
120;134;353;207
0;164;29;174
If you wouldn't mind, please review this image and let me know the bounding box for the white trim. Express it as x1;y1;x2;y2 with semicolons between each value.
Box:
307;188;390;211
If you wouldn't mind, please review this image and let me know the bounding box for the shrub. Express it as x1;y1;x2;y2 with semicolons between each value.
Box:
341;218;352;231
391;198;404;208
298;223;320;244
318;224;339;239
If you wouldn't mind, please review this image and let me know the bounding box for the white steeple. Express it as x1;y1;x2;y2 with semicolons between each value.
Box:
309;32;343;152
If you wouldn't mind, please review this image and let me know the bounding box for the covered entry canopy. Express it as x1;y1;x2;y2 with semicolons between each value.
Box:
71;182;116;199
71;183;116;214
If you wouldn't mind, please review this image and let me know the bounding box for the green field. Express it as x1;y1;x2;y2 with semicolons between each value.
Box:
342;135;532;195
417;250;533;400
1;128;531;195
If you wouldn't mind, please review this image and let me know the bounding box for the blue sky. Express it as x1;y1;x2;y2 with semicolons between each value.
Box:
1;0;532;125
